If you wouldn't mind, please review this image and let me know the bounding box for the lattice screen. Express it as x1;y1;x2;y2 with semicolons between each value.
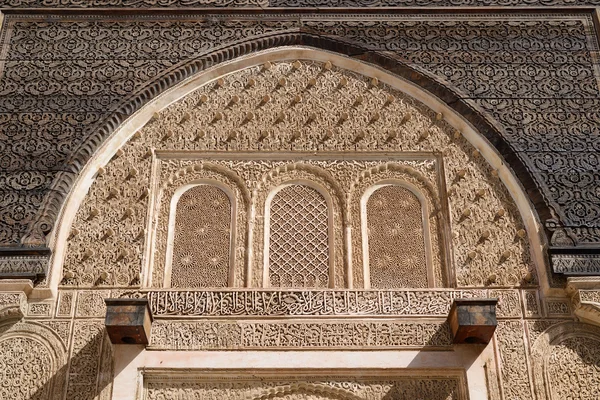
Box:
170;185;232;288
268;184;330;288
366;185;428;288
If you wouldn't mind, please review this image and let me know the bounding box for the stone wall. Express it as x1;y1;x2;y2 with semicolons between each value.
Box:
0;6;600;400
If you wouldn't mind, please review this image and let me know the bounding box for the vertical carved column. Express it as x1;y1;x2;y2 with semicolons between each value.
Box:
67;321;106;399
496;321;534;400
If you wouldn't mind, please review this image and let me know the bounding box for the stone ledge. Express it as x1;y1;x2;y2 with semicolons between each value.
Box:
551;248;600;276
567;277;600;327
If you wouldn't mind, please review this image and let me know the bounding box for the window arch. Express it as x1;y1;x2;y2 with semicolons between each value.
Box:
165;182;235;288
264;182;334;288
361;182;433;289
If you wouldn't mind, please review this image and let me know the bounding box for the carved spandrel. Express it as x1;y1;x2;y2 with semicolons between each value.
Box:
0;15;597;259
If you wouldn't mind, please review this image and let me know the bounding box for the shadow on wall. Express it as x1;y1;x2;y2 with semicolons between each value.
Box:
381;383;458;400
400;321;485;400
28;326;114;400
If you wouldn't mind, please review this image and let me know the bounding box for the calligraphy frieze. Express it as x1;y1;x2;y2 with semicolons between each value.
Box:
150;319;452;349
144;289;525;318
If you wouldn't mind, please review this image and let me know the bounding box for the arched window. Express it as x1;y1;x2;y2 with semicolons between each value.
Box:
168;184;233;288
363;184;430;288
265;183;332;288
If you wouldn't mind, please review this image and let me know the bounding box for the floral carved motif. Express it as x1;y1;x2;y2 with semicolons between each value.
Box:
0;336;54;399
62;60;533;288
496;321;533;400
170;184;233;288
153;162;250;288
547;336;600;399
67;320;107;398
0;321;67;400
531;322;600;400
150;320;453;349
0;14;597;254
144;374;466;400
366;185;428;288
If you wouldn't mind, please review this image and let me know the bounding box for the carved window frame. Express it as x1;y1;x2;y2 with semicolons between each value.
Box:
164;180;237;288
361;180;435;289
262;180;335;288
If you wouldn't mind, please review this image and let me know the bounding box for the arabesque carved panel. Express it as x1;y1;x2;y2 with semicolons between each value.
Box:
0;336;54;400
548;336;600;399
143;373;466;400
366;185;428;288
60;60;532;288
170;184;232;288
0;14;597;256
150;319;453;349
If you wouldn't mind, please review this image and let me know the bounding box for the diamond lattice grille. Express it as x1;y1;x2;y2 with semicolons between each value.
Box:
268;184;330;288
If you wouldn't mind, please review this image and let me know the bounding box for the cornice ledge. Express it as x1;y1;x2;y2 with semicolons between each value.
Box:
551;249;600;276
0;289;28;322
567;277;600;327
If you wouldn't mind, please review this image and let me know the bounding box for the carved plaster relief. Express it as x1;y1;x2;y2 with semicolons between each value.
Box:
0;321;67;400
61;60;533;289
350;163;442;287
67;320;109;399
365;184;428;288
146;289;490;317
146;155;439;289
0;15;595;261
143;373;467;400
531;322;600;400
150;320;453;349
169;184;233;288
154;162;249;288
0;291;26;320
495;321;533;400
267;183;331;288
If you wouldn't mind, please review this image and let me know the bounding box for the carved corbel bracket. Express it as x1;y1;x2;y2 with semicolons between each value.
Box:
447;298;498;345
105;298;153;345
567;277;600;327
0;291;27;321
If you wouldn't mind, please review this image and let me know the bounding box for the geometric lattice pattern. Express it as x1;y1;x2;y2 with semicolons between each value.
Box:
268;185;330;288
171;185;231;288
367;185;427;289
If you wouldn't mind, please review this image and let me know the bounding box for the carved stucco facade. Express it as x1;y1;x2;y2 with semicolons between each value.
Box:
0;4;600;400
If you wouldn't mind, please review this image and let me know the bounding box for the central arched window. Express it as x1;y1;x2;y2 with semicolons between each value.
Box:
264;183;332;288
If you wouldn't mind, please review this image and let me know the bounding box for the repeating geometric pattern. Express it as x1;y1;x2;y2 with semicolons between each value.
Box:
367;185;428;289
268;185;330;288
171;185;231;288
0;13;598;251
0;0;597;7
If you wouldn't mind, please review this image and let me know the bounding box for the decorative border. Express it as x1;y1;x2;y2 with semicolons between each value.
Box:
150;319;453;349
143;288;528;318
0;1;596;8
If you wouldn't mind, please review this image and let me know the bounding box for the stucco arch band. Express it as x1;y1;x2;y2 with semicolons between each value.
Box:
46;46;547;297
